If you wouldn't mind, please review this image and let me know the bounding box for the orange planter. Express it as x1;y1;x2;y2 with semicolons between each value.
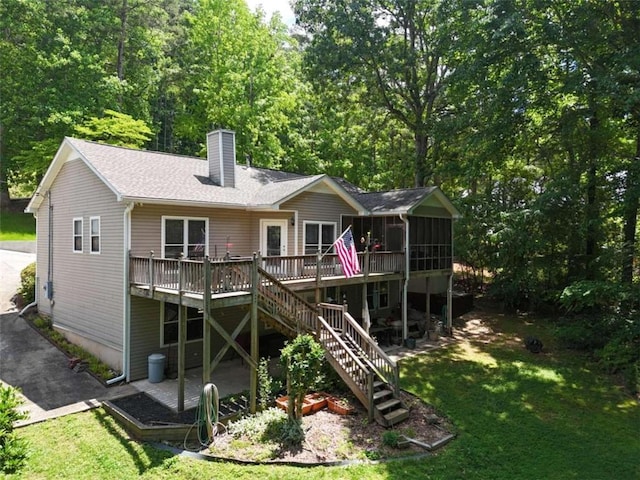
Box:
276;393;327;416
326;396;355;415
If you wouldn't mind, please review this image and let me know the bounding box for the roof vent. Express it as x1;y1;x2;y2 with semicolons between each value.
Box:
207;130;236;187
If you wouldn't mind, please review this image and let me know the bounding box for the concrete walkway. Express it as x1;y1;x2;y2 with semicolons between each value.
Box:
0;249;136;426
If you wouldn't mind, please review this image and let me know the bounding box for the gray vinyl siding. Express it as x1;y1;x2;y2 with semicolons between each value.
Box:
36;158;125;353
411;205;451;218
281;191;358;254
129;299;264;380
221;131;236;188
131;206;297;259
206;130;236;188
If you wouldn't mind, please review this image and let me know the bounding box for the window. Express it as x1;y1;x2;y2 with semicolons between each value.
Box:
162;217;208;259
367;281;389;310
161;303;204;346
73;218;83;253
90;217;100;254
304;222;336;255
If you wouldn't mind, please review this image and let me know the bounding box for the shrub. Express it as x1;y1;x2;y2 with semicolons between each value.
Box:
227;407;303;447
382;430;400;448
555;314;615;350
0;384;29;474
559;280;637;314
257;357;280;411
18;262;36;305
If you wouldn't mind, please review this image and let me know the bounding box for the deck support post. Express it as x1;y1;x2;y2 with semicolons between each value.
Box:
250;253;259;414
425;276;431;326
148;251;155;297
177;255;186;412
202;256;212;386
362;236;371;333
446;273;453;334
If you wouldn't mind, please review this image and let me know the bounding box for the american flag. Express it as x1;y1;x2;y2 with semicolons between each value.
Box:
335;228;360;278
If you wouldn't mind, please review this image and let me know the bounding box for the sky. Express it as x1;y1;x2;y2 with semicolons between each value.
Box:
245;0;295;26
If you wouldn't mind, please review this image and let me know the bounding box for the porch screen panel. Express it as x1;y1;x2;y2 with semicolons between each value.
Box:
409;217;452;271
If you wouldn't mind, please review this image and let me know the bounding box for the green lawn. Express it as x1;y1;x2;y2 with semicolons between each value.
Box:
0;211;35;241
10;312;640;479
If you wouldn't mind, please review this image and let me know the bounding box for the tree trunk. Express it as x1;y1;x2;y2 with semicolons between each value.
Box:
414;131;429;187
117;0;128;107
585;115;600;280
621;126;640;284
0;124;10;211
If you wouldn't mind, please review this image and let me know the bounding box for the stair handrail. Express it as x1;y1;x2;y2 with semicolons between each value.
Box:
317;315;371;409
254;266;319;333
342;312;400;395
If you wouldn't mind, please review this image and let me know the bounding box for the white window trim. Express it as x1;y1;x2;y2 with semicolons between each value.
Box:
161;216;209;259
160;302;204;347
367;280;390;310
90;216;100;254
302;221;337;255
72;217;83;253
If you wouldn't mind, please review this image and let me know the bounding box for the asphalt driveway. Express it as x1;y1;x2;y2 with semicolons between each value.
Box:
0;249;135;424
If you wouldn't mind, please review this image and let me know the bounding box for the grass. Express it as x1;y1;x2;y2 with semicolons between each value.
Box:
9;311;640;479
0;211;35;241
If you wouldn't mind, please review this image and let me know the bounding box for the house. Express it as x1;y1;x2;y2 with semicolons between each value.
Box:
26;130;461;425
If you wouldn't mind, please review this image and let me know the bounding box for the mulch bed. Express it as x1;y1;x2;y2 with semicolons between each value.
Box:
110;393;200;426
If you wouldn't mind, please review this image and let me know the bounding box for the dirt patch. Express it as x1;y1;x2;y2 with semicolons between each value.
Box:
206;391;452;463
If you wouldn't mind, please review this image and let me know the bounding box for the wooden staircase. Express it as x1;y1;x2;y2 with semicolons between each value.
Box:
233;265;409;427
318;305;409;427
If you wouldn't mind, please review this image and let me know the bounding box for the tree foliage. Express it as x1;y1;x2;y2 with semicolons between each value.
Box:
1;0;638;373
279;334;324;420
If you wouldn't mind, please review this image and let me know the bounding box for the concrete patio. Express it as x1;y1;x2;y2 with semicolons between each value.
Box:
131;336;447;412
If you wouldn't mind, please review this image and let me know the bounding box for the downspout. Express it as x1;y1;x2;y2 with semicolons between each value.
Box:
20;208;39;317
400;214;410;340
107;201;134;385
47;191;53;306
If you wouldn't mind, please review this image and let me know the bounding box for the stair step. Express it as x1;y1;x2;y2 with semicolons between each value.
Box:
373;389;393;401
373;380;385;389
383;408;409;425
375;398;400;411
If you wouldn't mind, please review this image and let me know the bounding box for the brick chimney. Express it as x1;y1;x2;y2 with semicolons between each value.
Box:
207;129;236;187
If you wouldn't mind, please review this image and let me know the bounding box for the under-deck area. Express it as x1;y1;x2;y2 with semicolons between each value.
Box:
132;336;446;412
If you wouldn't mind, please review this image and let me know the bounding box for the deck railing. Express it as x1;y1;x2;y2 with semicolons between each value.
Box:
255;267;318;333
130;251;406;294
129;255;253;295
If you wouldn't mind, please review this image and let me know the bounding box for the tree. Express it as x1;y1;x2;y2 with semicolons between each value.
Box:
279;334;324;420
74;110;152;148
177;0;304;166
294;0;472;187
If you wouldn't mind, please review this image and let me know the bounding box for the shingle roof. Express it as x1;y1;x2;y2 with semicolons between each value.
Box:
27;137;460;218
67;138;319;207
353;187;438;214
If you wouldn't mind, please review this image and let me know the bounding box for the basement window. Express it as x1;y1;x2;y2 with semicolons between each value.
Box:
161;302;204;346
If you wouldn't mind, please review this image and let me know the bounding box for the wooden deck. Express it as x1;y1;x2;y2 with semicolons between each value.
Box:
128;252;408;304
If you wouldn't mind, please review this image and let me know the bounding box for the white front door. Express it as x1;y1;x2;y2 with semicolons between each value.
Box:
261;219;288;257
